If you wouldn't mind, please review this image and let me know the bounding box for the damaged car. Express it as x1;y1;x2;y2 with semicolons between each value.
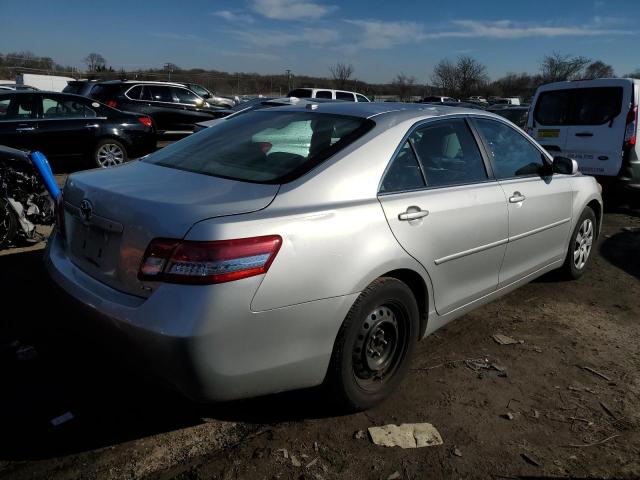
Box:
45;102;602;410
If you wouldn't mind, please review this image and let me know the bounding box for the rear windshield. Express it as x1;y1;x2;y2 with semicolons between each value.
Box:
144;111;374;183
89;84;123;101
287;89;312;98
534;87;624;126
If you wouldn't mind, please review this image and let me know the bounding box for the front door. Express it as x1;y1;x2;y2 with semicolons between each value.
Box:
378;118;509;315
473;118;573;286
0;93;39;150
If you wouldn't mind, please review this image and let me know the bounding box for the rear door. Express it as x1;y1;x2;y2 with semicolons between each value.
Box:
378;118;508;315
563;83;630;177
529;87;570;155
36;94;100;157
0;93;39;150
473;117;573;286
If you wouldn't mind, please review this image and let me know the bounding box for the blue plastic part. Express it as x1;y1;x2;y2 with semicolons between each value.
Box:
29;151;61;200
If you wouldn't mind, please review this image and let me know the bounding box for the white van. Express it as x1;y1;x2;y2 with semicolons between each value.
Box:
527;78;639;190
287;88;371;102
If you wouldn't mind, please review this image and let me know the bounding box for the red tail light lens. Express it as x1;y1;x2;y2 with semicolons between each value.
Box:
257;141;272;153
138;116;153;127
106;100;117;108
624;105;637;147
139;235;282;284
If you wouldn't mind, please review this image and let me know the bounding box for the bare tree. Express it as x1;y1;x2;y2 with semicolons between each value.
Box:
456;55;488;98
330;62;354;89
431;59;457;94
626;70;640;79
393;73;416;101
430;55;488;98
84;53;107;73
584;60;615;79
539;52;590;83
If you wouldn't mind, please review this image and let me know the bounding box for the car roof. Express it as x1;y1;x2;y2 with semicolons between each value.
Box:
266;101;496;123
94;80;188;87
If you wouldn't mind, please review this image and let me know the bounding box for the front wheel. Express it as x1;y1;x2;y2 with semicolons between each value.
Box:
93;139;127;168
325;277;419;411
560;206;597;279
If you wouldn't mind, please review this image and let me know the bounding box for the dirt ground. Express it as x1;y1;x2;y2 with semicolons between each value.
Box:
0;200;638;480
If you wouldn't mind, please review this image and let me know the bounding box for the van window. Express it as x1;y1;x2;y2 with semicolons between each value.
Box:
534;87;623;126
287;89;312;98
356;94;370;102
336;91;355;101
315;90;332;99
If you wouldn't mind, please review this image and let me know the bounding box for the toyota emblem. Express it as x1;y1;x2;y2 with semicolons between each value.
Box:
80;199;93;222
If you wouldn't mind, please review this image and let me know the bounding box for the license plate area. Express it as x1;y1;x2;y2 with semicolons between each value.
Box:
72;225;113;269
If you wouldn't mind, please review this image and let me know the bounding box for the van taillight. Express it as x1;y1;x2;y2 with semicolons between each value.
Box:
624;105;637;147
138;235;282;284
106;100;117;108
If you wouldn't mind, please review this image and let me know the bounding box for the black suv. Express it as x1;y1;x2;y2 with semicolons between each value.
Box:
0;91;156;168
84;81;229;133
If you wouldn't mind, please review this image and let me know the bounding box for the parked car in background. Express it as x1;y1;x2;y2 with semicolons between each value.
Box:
46;102;601;411
182;83;235;108
421;96;458;103
0;91;156;167
62;79;101;96
489;97;521;106
488;105;529;128
287;88;370;102
527;78;640;192
466;96;488;104
424;101;486;110
193;96;336;132
84;81;229;134
0;83;39;91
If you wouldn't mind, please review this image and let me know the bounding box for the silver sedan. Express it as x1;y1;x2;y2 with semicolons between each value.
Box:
46;102;602;410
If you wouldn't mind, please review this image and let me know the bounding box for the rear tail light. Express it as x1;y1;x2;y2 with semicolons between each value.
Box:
257;141;272;153
106;99;117;108
139;235;282;284
624;105;637;147
138;116;153;127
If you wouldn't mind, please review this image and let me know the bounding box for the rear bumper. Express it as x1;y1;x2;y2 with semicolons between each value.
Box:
618;149;640;190
44;232;357;401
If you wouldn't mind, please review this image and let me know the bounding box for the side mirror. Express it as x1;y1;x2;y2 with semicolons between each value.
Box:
553;156;579;175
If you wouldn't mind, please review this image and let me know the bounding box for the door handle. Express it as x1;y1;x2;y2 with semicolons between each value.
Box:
398;206;429;221
509;192;526;203
16;126;35;132
575;132;593;137
84;124;99;129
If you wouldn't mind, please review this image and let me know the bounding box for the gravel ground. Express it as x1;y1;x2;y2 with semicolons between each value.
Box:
0;202;638;480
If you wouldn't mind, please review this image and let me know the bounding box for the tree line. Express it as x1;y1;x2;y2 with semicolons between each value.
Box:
2;50;640;101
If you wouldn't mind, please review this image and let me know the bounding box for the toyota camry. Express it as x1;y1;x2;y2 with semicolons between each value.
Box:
46;102;602;410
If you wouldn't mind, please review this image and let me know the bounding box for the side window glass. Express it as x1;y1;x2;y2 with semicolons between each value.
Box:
356;94;369;102
126;85;143;100
336;91;355;101
410;119;487;188
315;90;332;99
173;87;200;104
475;118;544;178
148;86;173;103
380;141;425;193
42;96;97;118
0;98;10;119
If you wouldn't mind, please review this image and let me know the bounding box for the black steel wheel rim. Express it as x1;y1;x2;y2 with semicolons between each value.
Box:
352;302;409;391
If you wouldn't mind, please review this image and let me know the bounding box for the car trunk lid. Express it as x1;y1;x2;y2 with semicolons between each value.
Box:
62;161;279;298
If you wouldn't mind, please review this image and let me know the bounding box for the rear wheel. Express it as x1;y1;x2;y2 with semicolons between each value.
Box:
0;199;18;248
560;206;596;279
93;139;127;168
325;277;419;411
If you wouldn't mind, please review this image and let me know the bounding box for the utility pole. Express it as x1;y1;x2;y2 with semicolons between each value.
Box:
285;69;292;92
164;63;173;81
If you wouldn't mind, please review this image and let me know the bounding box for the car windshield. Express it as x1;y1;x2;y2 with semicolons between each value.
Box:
188;84;211;98
144;110;374;183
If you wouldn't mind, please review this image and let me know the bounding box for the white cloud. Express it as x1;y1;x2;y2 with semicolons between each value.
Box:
233;27;339;47
212;10;255;24
251;0;336;20
344;20;426;49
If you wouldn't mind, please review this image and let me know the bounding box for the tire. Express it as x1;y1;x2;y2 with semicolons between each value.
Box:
93;138;127;168
0;198;18;248
560;206;597;280
325;277;419;411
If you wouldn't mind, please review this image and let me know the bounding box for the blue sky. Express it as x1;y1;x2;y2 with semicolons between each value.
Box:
1;0;639;83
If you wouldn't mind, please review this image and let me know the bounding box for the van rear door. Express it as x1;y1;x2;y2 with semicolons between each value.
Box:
529;87;570;155
563;81;632;177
